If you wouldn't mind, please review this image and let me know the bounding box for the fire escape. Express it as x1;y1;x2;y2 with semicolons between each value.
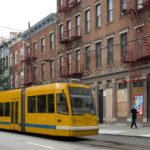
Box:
122;0;150;82
21;24;37;87
58;0;83;78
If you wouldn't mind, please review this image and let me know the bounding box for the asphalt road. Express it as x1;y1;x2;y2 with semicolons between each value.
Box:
0;130;149;150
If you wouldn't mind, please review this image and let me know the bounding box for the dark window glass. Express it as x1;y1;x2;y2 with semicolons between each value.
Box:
57;93;68;115
121;32;127;61
85;46;90;70
37;95;46;113
4;102;10;116
133;81;144;87
107;37;113;65
118;82;127;89
0;103;3;116
28;96;36;113
48;94;54;113
69;87;96;115
95;42;101;68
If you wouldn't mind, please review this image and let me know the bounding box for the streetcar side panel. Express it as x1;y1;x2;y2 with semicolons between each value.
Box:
25;84;56;136
0;89;21;131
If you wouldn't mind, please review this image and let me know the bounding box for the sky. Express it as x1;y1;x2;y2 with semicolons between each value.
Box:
0;0;56;38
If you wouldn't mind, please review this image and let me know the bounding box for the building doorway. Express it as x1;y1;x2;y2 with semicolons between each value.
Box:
98;90;104;124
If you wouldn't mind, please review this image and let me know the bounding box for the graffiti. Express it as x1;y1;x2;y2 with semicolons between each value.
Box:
134;95;143;116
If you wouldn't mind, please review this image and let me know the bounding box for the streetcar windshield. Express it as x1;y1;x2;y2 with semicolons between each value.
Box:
69;87;96;115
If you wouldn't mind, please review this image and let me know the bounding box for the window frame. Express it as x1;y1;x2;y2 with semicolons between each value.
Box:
95;3;101;28
50;32;55;49
120;32;128;61
107;37;114;65
107;0;113;22
95;42;101;68
85;46;90;70
41;37;45;53
85;9;90;33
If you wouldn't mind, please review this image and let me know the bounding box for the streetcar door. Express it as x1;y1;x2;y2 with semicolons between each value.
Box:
11;101;19;130
56;93;71;136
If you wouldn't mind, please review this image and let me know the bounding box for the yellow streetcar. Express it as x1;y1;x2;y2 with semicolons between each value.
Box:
0;82;99;137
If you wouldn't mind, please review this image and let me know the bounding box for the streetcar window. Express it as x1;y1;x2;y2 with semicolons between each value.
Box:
0;103;3;116
57;93;68;115
4;102;10;116
69;87;96;115
37;95;46;113
28;96;36;113
48;94;54;113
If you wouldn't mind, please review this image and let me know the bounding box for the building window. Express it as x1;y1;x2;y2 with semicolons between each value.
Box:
20;47;24;61
41;63;45;81
6;56;8;68
41;37;45;53
85;9;90;33
120;0;127;15
107;37;114;65
76;50;81;72
95;42;101;68
33;66;37;82
107;0;113;22
2;57;5;69
67;20;71;38
15;73;18;88
133;81;144;87
137;0;143;9
120;32;127;61
27;68;30;83
33;42;37;57
27;46;30;57
76;15;81;36
50;60;54;78
59;24;63;41
85;46;90;70
95;4;101;28
15;51;18;65
59;56;63;76
50;33;54;49
67;53;71;74
118;82;127;89
10;75;13;89
59;0;63;6
20;71;24;85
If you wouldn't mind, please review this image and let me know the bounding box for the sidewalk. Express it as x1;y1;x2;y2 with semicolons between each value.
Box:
99;123;150;138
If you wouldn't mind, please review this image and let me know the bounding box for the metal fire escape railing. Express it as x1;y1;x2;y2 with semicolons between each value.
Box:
121;0;150;82
58;0;83;78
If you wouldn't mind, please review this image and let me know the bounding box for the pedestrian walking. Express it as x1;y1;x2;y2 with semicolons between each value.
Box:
130;105;137;128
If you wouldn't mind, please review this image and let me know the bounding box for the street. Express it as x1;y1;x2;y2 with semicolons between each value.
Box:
0;130;149;150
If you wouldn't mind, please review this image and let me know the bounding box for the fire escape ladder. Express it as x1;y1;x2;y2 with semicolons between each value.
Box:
59;0;83;79
122;2;150;83
61;56;68;78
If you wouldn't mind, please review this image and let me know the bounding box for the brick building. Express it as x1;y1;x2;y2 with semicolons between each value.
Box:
21;13;57;86
9;33;23;89
57;0;150;123
0;0;150;124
